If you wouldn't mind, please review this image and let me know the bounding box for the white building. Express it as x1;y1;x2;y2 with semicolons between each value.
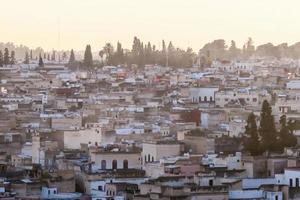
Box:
189;87;219;103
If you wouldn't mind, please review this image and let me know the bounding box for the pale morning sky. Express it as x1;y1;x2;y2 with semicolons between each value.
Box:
0;0;299;51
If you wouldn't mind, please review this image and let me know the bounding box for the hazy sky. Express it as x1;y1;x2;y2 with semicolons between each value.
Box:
1;0;299;51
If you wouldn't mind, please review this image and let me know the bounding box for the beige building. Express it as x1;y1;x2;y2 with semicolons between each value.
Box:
51;117;82;131
90;148;142;170
184;135;215;154
142;140;183;164
63;127;104;149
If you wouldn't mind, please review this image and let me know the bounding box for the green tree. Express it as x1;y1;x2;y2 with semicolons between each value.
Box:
3;48;9;66
145;42;153;64
102;43;114;66
51;50;56;61
279;116;297;149
228;40;240;59
0;51;3;67
39;54;44;67
30;50;33;60
114;42;124;65
244;113;262;155
69;49;76;64
160;40;167;66
83;45;93;68
99;50;104;66
243;37;255;58
259;100;278;152
24;52;29;64
10;51;16;65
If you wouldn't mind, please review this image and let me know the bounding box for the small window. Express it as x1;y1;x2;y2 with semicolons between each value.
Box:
98;185;103;191
209;179;213;186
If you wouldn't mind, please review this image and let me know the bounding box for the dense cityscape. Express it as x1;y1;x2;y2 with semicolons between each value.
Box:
2;0;300;199
0;37;300;200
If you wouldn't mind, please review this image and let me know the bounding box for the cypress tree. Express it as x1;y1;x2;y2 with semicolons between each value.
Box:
115;42;124;65
69;49;76;64
259;100;278;152
244;113;262;155
3;48;9;66
0;51;3;67
24;52;30;64
83;45;93;68
10;51;16;65
39;54;44;67
10;51;15;65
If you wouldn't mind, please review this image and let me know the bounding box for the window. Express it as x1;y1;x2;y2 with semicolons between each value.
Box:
209;179;213;186
296;178;299;187
98;186;103;191
253;98;257;102
290;178;293;187
204;96;207;102
123;159;128;169
101;160;106;170
148;154;151;162
112;160;117;170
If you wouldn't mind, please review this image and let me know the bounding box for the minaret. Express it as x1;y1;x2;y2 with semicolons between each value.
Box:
32;132;40;164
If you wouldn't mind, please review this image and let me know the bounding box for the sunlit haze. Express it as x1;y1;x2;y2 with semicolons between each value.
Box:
1;0;300;51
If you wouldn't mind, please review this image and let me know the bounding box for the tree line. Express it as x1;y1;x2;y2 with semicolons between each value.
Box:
4;37;300;68
244;100;297;156
79;36;197;68
0;48;16;66
199;37;300;62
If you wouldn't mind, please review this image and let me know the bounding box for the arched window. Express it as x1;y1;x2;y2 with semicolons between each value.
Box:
152;156;154;162
123;160;128;169
210;96;213;102
112;160;117;170
144;155;147;163
101;160;106;170
148;154;151;163
199;97;202;102
204;96;207;102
